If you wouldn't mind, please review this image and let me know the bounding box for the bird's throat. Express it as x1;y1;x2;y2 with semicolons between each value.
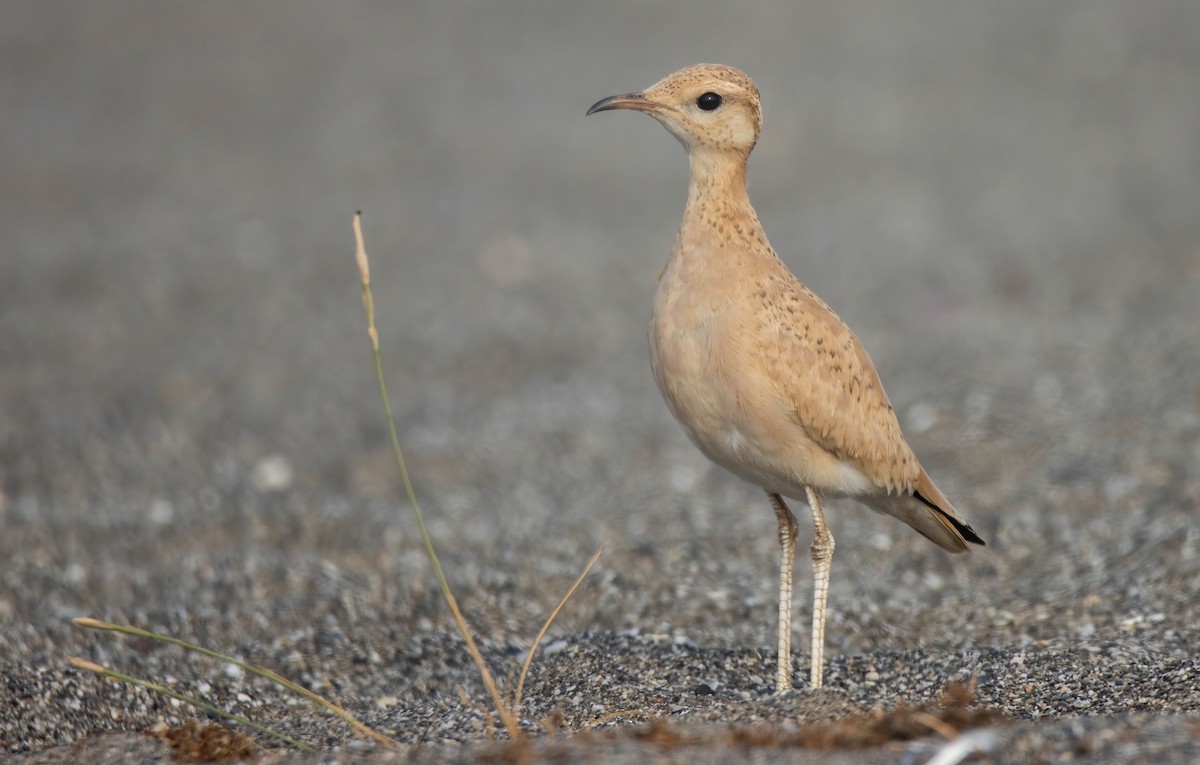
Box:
687;150;750;203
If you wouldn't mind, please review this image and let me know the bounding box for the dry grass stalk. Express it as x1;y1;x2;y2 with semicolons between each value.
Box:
353;212;601;739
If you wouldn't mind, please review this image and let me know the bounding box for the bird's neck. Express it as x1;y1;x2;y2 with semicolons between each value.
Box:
673;150;769;267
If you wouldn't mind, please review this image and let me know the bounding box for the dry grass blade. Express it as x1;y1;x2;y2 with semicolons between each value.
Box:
513;545;604;713
72;617;395;747
68;657;315;752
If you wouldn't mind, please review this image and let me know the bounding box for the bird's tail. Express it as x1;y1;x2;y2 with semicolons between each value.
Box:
863;471;986;553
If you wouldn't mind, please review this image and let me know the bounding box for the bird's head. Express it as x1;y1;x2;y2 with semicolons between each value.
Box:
587;64;762;157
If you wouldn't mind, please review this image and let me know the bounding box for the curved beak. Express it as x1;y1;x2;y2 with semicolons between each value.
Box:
586;92;658;116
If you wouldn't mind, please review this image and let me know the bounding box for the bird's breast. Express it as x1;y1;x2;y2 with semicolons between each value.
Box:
648;259;883;499
648;273;724;439
648;269;780;486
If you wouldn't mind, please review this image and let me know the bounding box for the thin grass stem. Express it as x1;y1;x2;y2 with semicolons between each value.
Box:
68;657;315;751
353;212;521;739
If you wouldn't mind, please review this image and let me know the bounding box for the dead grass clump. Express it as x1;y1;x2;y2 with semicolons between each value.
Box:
630;718;684;747
584;681;1007;754
150;720;258;763
784;681;1009;750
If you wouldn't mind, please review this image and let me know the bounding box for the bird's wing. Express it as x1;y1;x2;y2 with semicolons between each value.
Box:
756;274;921;495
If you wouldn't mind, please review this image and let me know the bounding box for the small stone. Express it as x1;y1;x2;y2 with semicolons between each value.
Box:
375;695;399;709
251;454;293;492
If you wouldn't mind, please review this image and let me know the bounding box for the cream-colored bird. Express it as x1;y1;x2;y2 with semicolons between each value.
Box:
587;64;985;693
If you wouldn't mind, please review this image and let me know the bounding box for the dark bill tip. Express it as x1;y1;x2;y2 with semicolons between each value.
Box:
586;92;653;116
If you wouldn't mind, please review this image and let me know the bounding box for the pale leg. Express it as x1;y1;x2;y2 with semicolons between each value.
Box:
766;492;798;693
804;486;835;689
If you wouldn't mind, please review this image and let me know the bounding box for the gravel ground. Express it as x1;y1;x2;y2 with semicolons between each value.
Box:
3;3;1199;763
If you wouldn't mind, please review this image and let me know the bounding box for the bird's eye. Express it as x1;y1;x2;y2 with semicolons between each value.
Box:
696;92;723;111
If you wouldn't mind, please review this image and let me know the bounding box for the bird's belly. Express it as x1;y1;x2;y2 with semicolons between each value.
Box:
649;298;875;499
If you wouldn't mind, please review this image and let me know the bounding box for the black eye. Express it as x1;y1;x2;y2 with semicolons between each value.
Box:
696;92;722;111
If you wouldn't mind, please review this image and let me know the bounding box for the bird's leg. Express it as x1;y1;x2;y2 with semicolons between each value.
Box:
804;486;834;690
766;492;798;693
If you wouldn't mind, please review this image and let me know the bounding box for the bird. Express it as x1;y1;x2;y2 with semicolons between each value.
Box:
587;64;985;693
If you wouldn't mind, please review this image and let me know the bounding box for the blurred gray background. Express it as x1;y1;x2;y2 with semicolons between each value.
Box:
3;1;1199;757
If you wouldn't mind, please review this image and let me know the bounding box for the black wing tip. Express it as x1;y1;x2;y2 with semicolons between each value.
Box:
914;490;987;547
959;524;987;547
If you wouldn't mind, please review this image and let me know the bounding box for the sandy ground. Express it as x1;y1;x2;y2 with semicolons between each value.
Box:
3;3;1199;763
